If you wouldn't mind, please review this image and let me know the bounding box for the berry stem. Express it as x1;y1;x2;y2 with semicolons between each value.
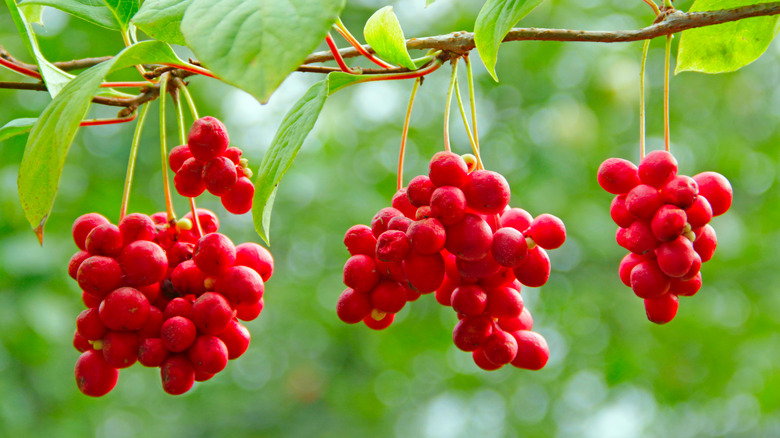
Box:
663;0;673;9
99;81;152;88
639;39;650;160
158;73;177;224
398;78;421;191
119;103;152;221
333;18;394;69
189;197;203;239
178;80;200;120
121;31;149;79
173;80;201;235
0;56;42;79
346;58;442;83
325;33;358;74
464;54;480;154
173;87;187;145
642;0;662;16
454;71;484;170
443;58;459;153
162;63;216;79
664;34;672;152
79;113;138;126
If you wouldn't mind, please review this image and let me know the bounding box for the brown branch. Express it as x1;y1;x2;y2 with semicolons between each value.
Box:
303;2;780;64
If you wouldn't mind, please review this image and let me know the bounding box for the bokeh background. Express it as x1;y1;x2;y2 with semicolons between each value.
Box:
1;0;780;436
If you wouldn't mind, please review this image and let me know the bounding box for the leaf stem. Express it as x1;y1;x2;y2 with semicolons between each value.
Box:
173;88;186;145
454;74;483;170
333;18;394;69
172;81;201;236
161;63;216;79
639;39;650;160
443;58;459;153
121;31;148;78
119;103;151;220
178;80;200;120
642;0;662;16
99;81;152;88
0;55;41;79
158;73;176;223
325;33;358;74
79;113;138;126
464;54;480;155
398;78;421;191
664;34;671;152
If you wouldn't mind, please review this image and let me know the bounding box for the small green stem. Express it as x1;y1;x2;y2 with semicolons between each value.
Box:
664;34;671;152
179;82;200;120
455;75;484;170
398;78;421;191
159;73;176;223
119;103;152;220
464;54;480;154
642;0;661;16
663;0;673;9
639;39;650;160
443;58;459;153
173;90;186;145
121;31;148;79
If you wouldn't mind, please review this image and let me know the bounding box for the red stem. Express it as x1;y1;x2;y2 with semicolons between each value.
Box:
325;33;356;74
0;56;42;79
100;81;153;88
333;25;394;69
189;197;203;239
161;63;217;79
79;113;138;126
398;78;421;191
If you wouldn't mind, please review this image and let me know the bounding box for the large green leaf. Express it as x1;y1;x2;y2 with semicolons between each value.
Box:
19;0;139;31
181;0;345;104
474;0;545;81
18;41;182;242
19;3;43;24
0;118;36;142
253;78;329;244
5;0;74;97
132;0;191;45
363;6;417;70
676;0;780;74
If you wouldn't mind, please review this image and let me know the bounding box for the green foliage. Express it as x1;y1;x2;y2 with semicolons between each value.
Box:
253;78;329;244
17;41;181;240
131;0;191;45
474;0;545;81
19;0;139;31
363;6;417;70
0;118;35;141
676;0;780;74
180;0;345;104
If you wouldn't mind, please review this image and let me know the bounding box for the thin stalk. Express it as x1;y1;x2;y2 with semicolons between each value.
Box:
663;0;673;9
325;33;357;73
158;73;176;223
398;78;421;191
179;82;200;120
454;75;484;170
464;54;480;154
333;18;394;69
162;63;216;79
121;31;148;78
173;90;186;144
0;56;42;79
443;58;459;153
664;34;671;152
80;113;138;126
119;103;152;220
99;81;152;88
344;58;442;84
639;39;650;159
643;0;662;16
189;197;203;239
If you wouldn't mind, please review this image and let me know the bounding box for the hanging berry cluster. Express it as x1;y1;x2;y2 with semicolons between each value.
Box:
337;151;565;371
597;150;733;324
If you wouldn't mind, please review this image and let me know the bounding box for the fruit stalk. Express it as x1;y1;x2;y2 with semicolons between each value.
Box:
119;104;152;220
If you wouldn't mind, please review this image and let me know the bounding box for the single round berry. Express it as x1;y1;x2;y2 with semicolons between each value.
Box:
513;246;551;288
491;227;528;267
101;331;139;368
336;288;372;324
235;242;274;281
117;241;168;287
625;184;663;220
402;251;445;293
445;213;493;261
429;186;467;226
161;316;197;353
174;158;206;197
435;276;457;306
344;225;377;257
371;207;404;238
216;265;265;305
73;330;92;353
500;208;533;233
498;307;534;332
463;170;511;215
77;308;107;340
182;209;220;235
670;272;702;296
193;233;237;275
618;253;646;287
407;175;436;207
685;196;713;229
188;116;229;162
369;280;407;314
428;151;469;188
171;260;208;296
224;147;242;164
644;293;679;324
138;338;169;367
169;145;193;172
527;214;566;250
597;158;641;194
693;225;718;262
415;206;433;220
137;307;164;339
160;355;196;395
85;223;123;257
343;255;380;293
118;213;156;243
188;335;229;374
451;284;488;316
486;286;524;319
75;350;118;397
662;175;699;209
391;188;418;218
638;150;678;188
68;250;90;280
72;213;110;251
452;315;494;352
483;330;519;366
164;297;194;320
656;236;697;278
99;287;150;331
651;205;687;242
190;292;234;336
77;256;122;299
630;260;671;299
472;348;503;371
456;252;502;279
203;156;238;196
221;176;254;215
406;218;446;255
218;320;251;359
610;195;637;228
616;221;659;255
363;312;395;330
235;299;263;321
375;230;411;263
387;216;413;233
693;172;733;216
510;331;549;370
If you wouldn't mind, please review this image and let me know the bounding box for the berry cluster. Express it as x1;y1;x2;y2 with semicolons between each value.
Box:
597;150;733;324
170;116;255;214
68;209;273;396
337;151;565;371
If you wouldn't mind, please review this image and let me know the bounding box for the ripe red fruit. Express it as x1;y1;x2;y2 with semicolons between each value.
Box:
445;213;493;261
102;331;140;368
617;220;659;255
191;292;234;335
510;331;549;370
630;260;671;299
693;171;732;216
72;213;110;251
77;256;122;298
68;250;90;280
364;312;395;330
435;276;457;306
638;150;678;188
527;214;566;250
75;350;119;397
513;246;551;288
500;208;533;232
486;286;524;319
234;242;274;282
203;156;238;196
187;116;229;162
406;218;446;255
218;320;251;359
182;208;220;235
369;280;407;314
174;158;206;197
651;205;687;242
375;230;411;263
138;338;169;367
85;223;123;257
224;147;242;164
644;293;679;324
429;186;467;226
498;307;534;332
456;252;502;279
618;253;646;287
171;260;208;296
693;225;717;262
610;195;636;228
472;348;504;371
656;236;696;278
407;175;436;207
99;287;150;331
73;330;92;352
428;151;469;188
161;316;197;352
235;299;263;321
344;225;377;257
188;335;229;374
215;265;264;305
491;227;528;267
402;251;445;293
670;272;702;296
117;241;167;287
168;144;193;172
661;175;699;209
137;307;164;339
415;206;433;220
625;184;663;219
451;285;488;316
452;315;494;352
118;213;156;243
77;308;107;340
161;355;196;395
336;288;372;324
371;207;404;238
463;170;511;215
685;196;713;229
221;176;254;215
193;233;237;275
597;158;641;194
343;255;380;292
391;188;417;218
483;330;519;366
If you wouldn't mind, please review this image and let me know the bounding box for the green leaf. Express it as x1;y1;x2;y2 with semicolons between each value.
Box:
132;0;191;45
474;0;545;81
19;0;139;31
20;3;43;24
0;118;36;142
363;6;417;70
5;0;74;97
181;0;344;103
676;0;780;74
18;41;182;242
253;79;329;244
426;0;436;6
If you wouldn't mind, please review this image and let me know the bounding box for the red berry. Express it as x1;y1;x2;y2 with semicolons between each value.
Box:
169;144;193;172
192;292;233;335
500;208;533;232
193;233;237;275
77;256;122;299
428;151;469;188
188;335;229;374
164;297;194;320
375;230;411;263
625;184;663;220
218;320;251;359
344;225;377;257
102;331;139;368
671;272;702;296
73;330;92;353
118;213;156;243
224;146;242;164
452;315;494;352
391;188;417;218
402;251;445;293
187;116;229;162
235;242;274;281
616;220;659;255
75;350;118;397
369;280;407;314
171;260;208;296
77;308;107;340
434;276;457;306
138;338;169;367
203;156;238;196
363;311;395;330
693;225;717;262
343;255;380;292
137;307;164;339
235;299;263;321
429;186;467;226
486;286;524;319
644;293;679;324
513;246;551;288
161;316;197;352
618;253;646;287
463;170;511;215
693;171;732;216
498;307;533;332
472;348;503;371
656;236;696;278
685;196;713;229
527;214;566;250
407;175;436;207
491;227;528;268
597;158;641;194
174;158;206;197
117;241;168;287
610;195;636;228
445;213;493;261
68;250;90;280
456;252;502;278
336;288;372;324
85;223;123;257
406;218;446;255
160;355;195;395
99;287;151;331
451;284;488;316
661;175;699;209
221;176;254;215
371;207;404;238
510;331;549;370
72;213;110;251
638;150;678;188
415;206;433;220
630;260;671;299
182;209;220;235
651;205;687;242
483;330;519;366
216;265;264;305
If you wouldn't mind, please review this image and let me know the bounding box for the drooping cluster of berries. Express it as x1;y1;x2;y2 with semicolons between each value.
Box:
337;151;566;371
597;150;733;324
170;116;255;214
68;208;272;396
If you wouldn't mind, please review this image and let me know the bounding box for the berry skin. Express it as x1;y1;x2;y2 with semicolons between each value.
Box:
169;144;193;172
203;156;238;196
651;205;687;242
171;260;208;296
235;299;263;321
68;251;90;280
693;172;733;216
391;188;417;218
472;348;503;371
73;330;92;353
138;338;169;367
655;236;696;278
463;170;511;215
406;218;446;255
402;251;445;293
429;186;467;226
483;330;519;366
221;176;255;215
343;255;380;292
685;196;713;229
137;307;164;339
617;221;659;255
344;225;377;257
527;214;566;250
670;272;702;296
661;175;699;209
456;252;502;279
644;293;679;324
451;285;488;316
193;233;237;275
610;195;636;228
77;308;107;340
72;213;110;251
364;312;395;330
161;316;197;353
618;253;646;287
434;276;457;306
693;225;718;262
85;224;123;257
445;213;493;261
452;315;494;352
101;331;139;368
164;297;194;321
192;292;233;335
498;307;534;332
597;158;641;194
491;227;528;268
500;208;533;233
375;230;411;263
638;150;678;188
224;147;242;165
415;206;433;220
77;256;122;299
625;184;663;220
117;241;168;287
118;213;156;243
182;208;220;235
407;175;436;207
160;355;196;395
235;242;274;282
630;260;671;299
174;158;206;197
75;350;119;397
369;281;407;314
99;287;150;331
336;288;372;324
371;208;404;238
513;246;551;288
215;265;264;305
188;335;229;374
486;286;524;319
428;151;469;188
218;320;251;359
510;331;549;370
187;116;229;162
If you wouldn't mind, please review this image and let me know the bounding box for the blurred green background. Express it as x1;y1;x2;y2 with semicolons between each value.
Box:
1;0;780;436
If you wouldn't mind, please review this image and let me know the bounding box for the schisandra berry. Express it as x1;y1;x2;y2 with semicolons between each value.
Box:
75;350;119;397
221;176;254;215
188;116;229;162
